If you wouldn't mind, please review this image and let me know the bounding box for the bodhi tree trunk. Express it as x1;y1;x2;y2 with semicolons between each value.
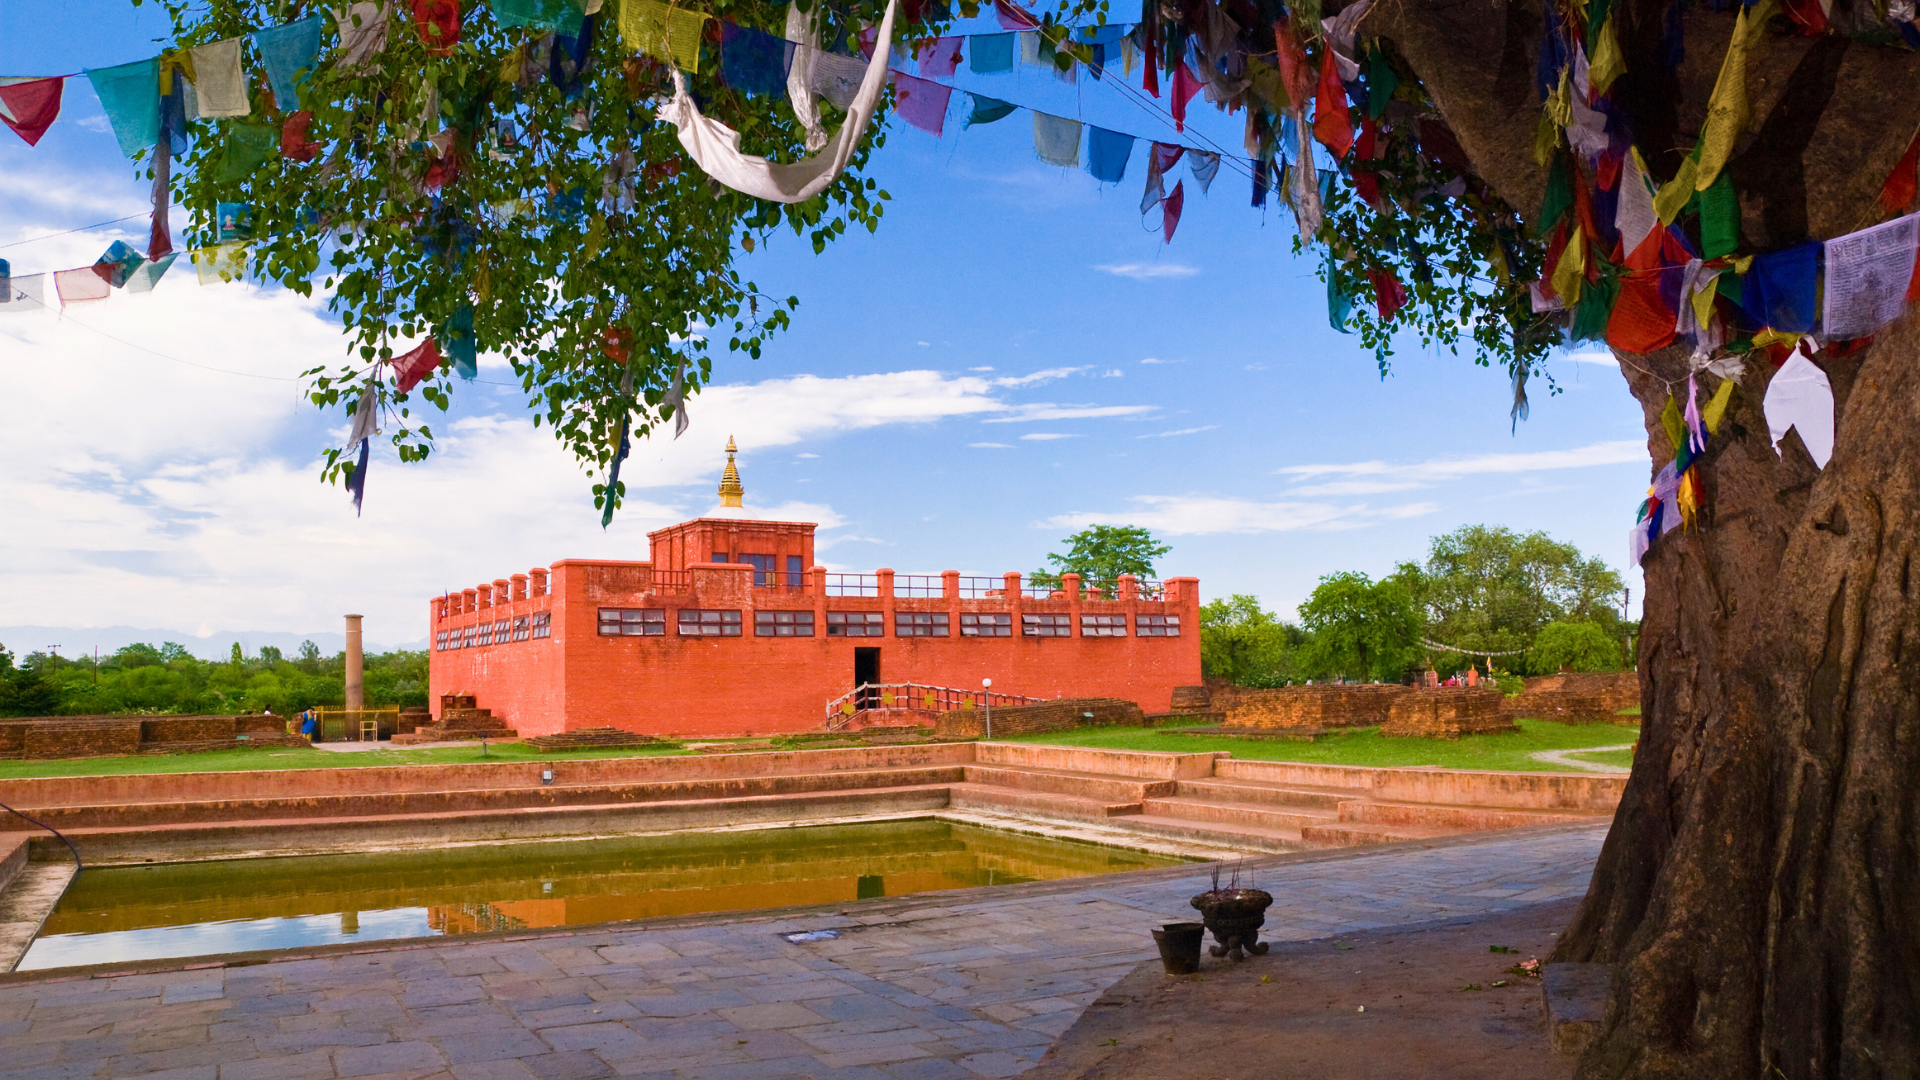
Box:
1367;1;1920;1076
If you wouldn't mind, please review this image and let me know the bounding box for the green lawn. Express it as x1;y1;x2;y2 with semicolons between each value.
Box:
999;717;1642;773
0;741;692;780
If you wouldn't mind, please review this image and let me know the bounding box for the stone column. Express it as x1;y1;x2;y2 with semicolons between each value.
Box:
344;614;365;711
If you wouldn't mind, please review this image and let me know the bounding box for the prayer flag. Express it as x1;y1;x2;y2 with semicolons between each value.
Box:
217;202;254;241
252;17;324;112
1087;126;1133;183
333;3;391;72
1701;376;1735;436
1742;242;1818;334
348;372;381;448
1162;179;1184;243
1369;267;1406;320
1694;8;1748;193
1823;211;1920;341
411;0;461;58
1763;349;1834;468
85;58;161;158
1326;255;1353;331
192;242;247;284
345;438;370;516
125;253;177;293
916;37;963;78
393;338;444;394
1188;150;1220;193
602;415;631;528
994;0;1039;30
1033;112;1080;168
442;303;477;379
1607;269;1678;353
495;0;585;34
1272;20;1313;112
621;0;708;72
0;273;53;314
963;93;1015;128
0;77;63;146
1879;130;1920;217
893;73;951;136
1170;62;1201;132
93;240;143;288
282;110;318;161
55;266;110;305
1697;170;1739;259
1251;156;1271;207
1614;148;1658;255
1313;45;1352;158
970;33;1014;74
720;22;791;97
187;38;249;118
803;48;866;109
215;121;278;181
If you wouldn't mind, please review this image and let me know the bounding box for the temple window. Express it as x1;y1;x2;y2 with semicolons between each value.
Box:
1081;614;1128;638
755;611;815;637
896;612;950;637
960;613;1013;637
600;608;667;636
1022;613;1072;638
827;612;885;637
679;609;743;637
1136;614;1181;637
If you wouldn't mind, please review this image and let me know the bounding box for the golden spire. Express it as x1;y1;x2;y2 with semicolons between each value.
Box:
718;436;744;507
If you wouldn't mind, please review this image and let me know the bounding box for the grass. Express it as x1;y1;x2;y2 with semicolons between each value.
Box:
0;741;692;780
999;717;1642;773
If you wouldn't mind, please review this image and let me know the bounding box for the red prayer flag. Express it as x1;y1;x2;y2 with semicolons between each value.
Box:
1369;268;1406;321
393;339;445;394
0;77;63;146
1272;20;1313;110
1313;46;1353;159
1162;180;1185;244
282;111;318;162
1170;63;1201;132
1143;11;1159;98
1907;241;1920;304
893;73;951;137
1607;270;1678;354
994;0;1040;30
413;0;461;57
1879;130;1920;217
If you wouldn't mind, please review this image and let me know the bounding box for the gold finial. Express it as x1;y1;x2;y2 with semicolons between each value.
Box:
719;436;744;507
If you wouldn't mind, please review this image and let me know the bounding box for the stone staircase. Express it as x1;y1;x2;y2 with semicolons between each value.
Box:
947;744;1617;854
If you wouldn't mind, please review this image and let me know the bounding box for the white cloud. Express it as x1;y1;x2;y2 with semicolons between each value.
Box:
1277;441;1646;485
1020;433;1078;441
969;442;1014;449
992;366;1087;387
983;404;1157;423
1094;263;1200;280
1138;426;1217;439
795;452;820;459
1562;350;1622;366
969;366;994;372
1042;496;1439;536
1138;357;1181;365
916;341;930;346
1101;369;1123;378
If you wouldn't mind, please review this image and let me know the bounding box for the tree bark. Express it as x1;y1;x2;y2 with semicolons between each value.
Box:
1364;1;1920;1076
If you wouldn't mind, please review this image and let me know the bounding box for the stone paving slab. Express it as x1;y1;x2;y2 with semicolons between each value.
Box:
0;825;1604;1080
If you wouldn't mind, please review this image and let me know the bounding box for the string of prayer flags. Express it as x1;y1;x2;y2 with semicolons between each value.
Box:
0;77;63;146
333;3;391;73
963;93;1014;128
915;37;963;79
85;58;160;158
893;73;950;137
1032;112;1080;169
1087;126;1133;184
622;0;708;72
969;33;1014;74
393;338;444;394
251;17;324;112
719;23;791;97
1763;344;1835;468
412;0;462;58
1822;211;1920;341
187;38;250;118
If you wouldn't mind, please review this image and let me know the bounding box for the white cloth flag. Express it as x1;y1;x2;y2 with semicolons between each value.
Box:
1628;520;1651;567
1319;0;1371;81
348;371;380;446
659;0;898;204
188;37;251;118
1615;150;1658;255
1823;211;1919;341
1763;348;1835;468
784;2;829;151
0;273;54;315
332;3;390;73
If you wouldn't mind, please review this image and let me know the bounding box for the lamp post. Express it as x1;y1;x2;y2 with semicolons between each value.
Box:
982;678;992;740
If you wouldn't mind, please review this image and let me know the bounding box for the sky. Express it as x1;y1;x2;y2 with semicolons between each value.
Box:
0;0;1652;657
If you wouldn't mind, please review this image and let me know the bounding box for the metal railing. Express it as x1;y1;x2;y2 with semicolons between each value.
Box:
893;574;943;597
956;576;1006;598
750;571;808;589
823;682;1041;729
647;569;693;592
824;573;879;597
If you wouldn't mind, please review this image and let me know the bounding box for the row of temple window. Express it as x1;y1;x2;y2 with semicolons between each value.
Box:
599;609;1181;639
435;612;552;650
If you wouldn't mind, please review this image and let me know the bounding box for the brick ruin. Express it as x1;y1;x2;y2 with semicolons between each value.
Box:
935;698;1147;739
0;714;306;759
1214;684;1414;730
1501;671;1641;723
1381;687;1516;738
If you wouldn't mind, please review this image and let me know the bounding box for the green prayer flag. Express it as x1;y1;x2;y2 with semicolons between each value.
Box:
963;94;1017;128
1366;46;1397;119
1697;170;1740;259
1570;261;1618;342
1536;155;1573;237
1327;256;1353;333
215;122;278;181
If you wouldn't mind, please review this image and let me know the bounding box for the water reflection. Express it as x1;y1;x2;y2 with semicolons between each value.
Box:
20;819;1186;970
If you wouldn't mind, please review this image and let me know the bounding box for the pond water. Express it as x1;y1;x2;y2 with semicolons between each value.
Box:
19;819;1187;971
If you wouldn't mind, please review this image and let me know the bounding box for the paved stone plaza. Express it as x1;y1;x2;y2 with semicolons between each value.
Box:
0;824;1605;1080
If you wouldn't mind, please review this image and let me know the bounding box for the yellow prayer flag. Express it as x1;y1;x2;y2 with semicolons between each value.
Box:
1660;393;1686;453
1701;377;1736;435
1751;327;1799;348
1533;110;1561;167
1691;270;1719;333
1654;153;1699;224
620;0;708;73
1695;8;1749;191
192;242;247;285
1589;18;1626;96
1550;227;1585;309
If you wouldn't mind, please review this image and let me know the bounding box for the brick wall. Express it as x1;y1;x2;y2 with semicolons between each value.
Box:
141;716;236;743
935;698;1147;739
1381;687;1514;739
1503;671;1641;723
1220;684;1412;729
21;720;143;759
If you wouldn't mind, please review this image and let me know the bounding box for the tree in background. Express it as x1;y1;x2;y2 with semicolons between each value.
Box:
1199;595;1306;687
1393;525;1625;673
0;646;60;719
1532;621;1627;674
1296;573;1421;683
1030;526;1170;596
0;643;429;716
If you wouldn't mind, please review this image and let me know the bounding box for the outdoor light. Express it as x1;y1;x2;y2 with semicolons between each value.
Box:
982;678;993;740
541;768;554;785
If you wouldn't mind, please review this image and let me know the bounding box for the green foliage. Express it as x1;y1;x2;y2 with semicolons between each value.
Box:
1199;595;1305;687
1030;525;1170;596
1393;525;1626;674
0;641;429;717
1530;621;1626;673
139;0;912;512
1296;572;1421;682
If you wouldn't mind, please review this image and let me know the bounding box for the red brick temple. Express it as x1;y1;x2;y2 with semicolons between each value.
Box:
427;440;1202;736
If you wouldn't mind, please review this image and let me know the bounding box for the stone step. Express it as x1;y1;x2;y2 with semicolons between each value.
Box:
1172;777;1368;810
1296;821;1460;849
1139;796;1335;832
1337;800;1609;831
962;764;1173;803
946;783;1142;822
1101;813;1303;854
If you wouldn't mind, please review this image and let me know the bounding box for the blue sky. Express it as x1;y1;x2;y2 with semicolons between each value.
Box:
0;0;1650;654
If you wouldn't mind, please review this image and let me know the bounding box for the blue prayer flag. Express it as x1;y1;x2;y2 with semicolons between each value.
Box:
1742;242;1820;334
721;23;793;97
963;94;1016;128
252;17;323;112
970;33;1015;74
84;58;160;159
1327;255;1353;333
1086;127;1133;184
442;303;477;380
